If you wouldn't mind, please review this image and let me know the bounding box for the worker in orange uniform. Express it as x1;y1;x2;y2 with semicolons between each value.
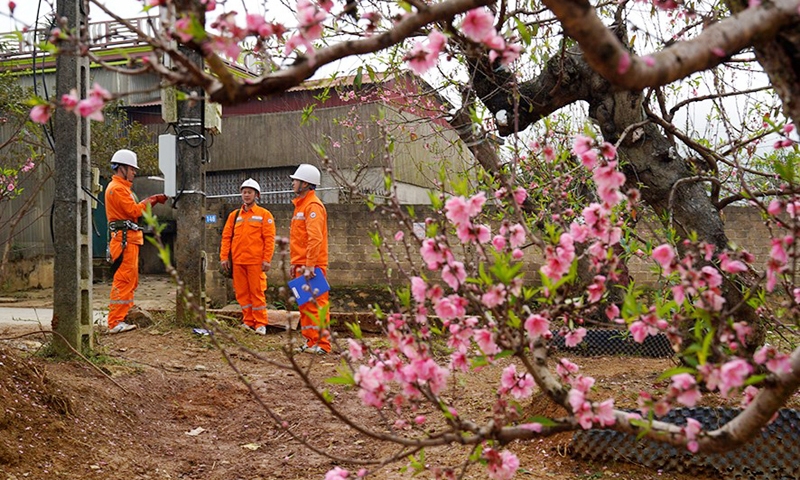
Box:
105;149;168;334
289;164;331;354
220;179;276;335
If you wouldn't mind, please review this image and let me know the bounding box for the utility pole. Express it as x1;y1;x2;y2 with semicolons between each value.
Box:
52;0;93;354
174;43;206;325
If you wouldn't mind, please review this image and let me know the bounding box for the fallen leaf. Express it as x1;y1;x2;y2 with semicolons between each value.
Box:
241;443;260;451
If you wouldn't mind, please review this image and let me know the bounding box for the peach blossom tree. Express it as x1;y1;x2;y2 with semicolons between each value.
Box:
10;0;800;477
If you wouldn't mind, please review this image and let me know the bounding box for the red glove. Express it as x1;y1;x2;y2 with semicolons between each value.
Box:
145;194;168;206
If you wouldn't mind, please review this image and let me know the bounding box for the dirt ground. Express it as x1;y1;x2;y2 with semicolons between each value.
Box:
0;276;795;479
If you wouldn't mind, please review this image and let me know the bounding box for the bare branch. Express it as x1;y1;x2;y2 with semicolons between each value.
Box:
541;0;799;90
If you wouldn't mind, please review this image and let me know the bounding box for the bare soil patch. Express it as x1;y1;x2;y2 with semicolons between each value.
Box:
1;277;796;479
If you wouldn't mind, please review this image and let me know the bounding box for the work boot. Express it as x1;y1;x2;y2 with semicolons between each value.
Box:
296;344;327;355
109;322;137;334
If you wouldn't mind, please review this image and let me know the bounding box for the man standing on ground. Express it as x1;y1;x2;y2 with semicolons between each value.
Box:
220;178;276;335
105;149;168;334
289;164;331;354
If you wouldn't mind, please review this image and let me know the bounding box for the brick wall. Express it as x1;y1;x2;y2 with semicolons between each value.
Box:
205;201;440;306
616;206;771;286
203;201;772;306
206;202;412;286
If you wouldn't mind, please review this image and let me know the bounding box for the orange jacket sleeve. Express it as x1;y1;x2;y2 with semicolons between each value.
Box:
262;209;276;263
219;209;238;261
304;203;325;267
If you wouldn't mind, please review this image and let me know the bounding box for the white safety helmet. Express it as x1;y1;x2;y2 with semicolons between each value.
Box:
290;164;321;186
240;178;261;195
110;149;138;169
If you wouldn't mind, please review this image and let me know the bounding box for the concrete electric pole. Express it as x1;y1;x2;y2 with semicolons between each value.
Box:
52;0;94;354
174;44;207;325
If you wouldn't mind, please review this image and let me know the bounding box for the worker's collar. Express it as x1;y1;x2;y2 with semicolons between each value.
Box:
112;175;133;187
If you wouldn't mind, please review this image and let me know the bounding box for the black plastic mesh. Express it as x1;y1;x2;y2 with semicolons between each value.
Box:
551;329;674;358
571;407;800;479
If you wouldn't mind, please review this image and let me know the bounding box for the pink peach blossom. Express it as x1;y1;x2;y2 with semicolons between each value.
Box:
600;141;617;160
513;187;527;205
76;96;105;121
652;244;675;273
61;90;79;111
325;466;349;480
617;52;631;74
593;398;616;426
500;364;534;399
347;339;365;361
492;235;507;251
461;8;495;43
524;314;550;339
508;223;526;248
29;104;51;124
441;261;466;290
572;134;593;156
564;327;587;347
474;328;501;355
485;449;519;480
481;284;506;308
717;358;753;397
410;276;427;303
174;17;196;43
719;255;747;273
767;199;782;216
519;422;543;432
579;149;598;169
586;275;606;303
445;195;470;225
671;373;701;407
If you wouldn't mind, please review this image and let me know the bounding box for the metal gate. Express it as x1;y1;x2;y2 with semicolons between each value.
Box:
207;167;295;205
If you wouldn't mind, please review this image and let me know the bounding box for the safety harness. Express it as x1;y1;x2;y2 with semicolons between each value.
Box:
107;220;141;276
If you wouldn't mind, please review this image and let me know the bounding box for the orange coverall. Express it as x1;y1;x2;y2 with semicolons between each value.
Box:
290;190;331;352
105;176;147;329
220;204;276;328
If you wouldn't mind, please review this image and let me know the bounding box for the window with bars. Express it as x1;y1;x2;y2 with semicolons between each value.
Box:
207;167;295;204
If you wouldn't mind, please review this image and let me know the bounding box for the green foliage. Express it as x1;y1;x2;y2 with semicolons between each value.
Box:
0;72;48;201
405;449;426;475
369;230;383;248
301;103;318;125
321;388;334;403
91;102;158;176
325;361;356;386
346;320;363;339
772;153;797;184
395;285;412;309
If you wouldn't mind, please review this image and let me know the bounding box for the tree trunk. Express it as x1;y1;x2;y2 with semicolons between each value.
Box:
469;46;764;349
